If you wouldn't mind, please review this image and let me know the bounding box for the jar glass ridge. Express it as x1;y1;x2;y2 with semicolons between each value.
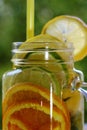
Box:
11;41;74;65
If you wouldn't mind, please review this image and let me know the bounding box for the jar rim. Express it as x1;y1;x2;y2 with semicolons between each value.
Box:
11;41;74;66
12;41;74;51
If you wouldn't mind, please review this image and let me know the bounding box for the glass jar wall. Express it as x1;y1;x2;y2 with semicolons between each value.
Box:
2;41;84;130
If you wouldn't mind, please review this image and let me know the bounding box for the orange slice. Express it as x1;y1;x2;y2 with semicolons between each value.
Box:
2;82;70;130
3;101;68;130
42;15;87;61
9;115;60;130
2;83;69;121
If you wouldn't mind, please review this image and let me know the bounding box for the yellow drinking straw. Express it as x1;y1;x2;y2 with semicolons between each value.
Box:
26;0;34;39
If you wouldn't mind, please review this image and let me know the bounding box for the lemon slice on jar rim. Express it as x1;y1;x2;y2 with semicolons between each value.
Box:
42;15;87;61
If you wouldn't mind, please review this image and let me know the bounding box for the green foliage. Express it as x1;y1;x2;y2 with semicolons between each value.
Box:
0;0;87;128
35;0;87;34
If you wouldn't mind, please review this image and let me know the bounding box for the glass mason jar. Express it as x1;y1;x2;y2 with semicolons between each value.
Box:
2;41;85;130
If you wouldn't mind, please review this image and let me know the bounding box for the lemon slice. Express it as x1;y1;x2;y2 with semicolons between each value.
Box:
12;34;66;63
62;88;83;115
10;34;73;90
42;15;87;61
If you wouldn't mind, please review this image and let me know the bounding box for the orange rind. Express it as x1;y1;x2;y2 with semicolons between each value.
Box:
8;118;28;130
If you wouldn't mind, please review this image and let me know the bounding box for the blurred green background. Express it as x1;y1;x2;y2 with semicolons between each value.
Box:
0;0;87;128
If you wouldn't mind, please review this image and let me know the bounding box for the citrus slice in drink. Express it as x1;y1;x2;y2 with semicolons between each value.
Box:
62;88;83;115
11;34;73;88
2;83;70;130
42;15;87;61
3;100;69;130
2;83;69;119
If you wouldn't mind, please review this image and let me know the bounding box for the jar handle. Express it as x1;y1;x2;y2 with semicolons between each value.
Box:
73;68;87;101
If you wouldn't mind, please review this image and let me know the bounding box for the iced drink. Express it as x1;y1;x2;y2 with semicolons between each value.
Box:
2;34;84;130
